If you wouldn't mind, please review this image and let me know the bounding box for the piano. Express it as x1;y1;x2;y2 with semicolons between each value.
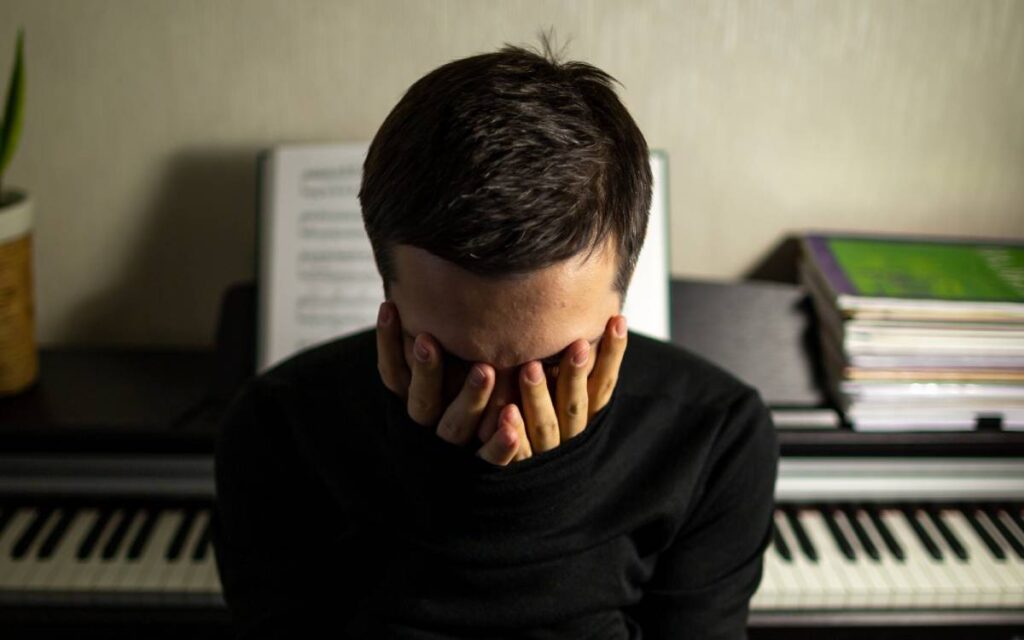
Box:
1;280;1022;639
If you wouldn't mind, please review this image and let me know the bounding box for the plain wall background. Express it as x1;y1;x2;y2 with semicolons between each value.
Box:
0;0;1021;348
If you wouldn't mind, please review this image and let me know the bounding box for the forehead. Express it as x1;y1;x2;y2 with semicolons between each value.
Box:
388;243;620;369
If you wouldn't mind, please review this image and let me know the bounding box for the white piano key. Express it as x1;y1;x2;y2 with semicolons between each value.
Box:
942;510;1022;607
84;509;131;603
134;509;186;593
184;510;216;593
34;509;101;596
162;510;206;597
975;510;1024;602
833;509;892;607
855;509;917;608
109;509;158;592
997;509;1024;553
99;509;147;592
4;508;62;595
882;511;960;607
203;539;223;596
917;509;987;607
21;508;72;591
874;510;939;608
995;509;1024;608
774;511;827;608
799;511;860;607
0;509;39;592
766;519;802;608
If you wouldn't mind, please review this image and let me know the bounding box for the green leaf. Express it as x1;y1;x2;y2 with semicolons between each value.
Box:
0;27;26;180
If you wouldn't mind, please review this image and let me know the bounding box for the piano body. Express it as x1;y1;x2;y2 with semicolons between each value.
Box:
1;280;1023;638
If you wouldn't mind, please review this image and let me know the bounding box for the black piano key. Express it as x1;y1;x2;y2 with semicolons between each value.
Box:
192;515;212;561
784;508;818;562
167;507;198;561
965;508;1006;560
926;508;968;561
823;507;856;560
903;508;943;561
78;507;113;560
38;508;76;559
102;507;139;560
867;507;904;561
844;506;880;561
772;517;792;562
987;507;1024;560
12;506;55;559
127;509;160;560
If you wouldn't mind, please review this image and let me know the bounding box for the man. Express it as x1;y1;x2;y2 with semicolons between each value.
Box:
212;39;778;639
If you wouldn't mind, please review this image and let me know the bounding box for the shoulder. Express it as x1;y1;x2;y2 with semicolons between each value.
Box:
217;328;381;452
257;328;378;393
611;331;777;485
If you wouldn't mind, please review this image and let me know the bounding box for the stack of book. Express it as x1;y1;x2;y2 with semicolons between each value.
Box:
798;232;1024;431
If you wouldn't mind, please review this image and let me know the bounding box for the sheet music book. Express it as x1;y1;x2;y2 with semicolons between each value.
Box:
256;143;670;374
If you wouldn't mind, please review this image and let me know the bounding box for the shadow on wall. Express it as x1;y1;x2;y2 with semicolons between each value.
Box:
62;147;262;349
745;234;803;284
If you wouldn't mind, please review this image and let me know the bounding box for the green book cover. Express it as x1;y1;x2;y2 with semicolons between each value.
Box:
805;235;1024;303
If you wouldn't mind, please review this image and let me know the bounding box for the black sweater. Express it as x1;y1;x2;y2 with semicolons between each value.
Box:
211;329;779;639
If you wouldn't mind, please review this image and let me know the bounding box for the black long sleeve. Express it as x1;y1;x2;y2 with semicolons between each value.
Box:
212;329;779;639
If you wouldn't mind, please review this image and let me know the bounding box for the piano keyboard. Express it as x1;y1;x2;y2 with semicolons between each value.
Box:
0;499;222;607
2;454;1023;628
2;498;1023;616
752;503;1024;612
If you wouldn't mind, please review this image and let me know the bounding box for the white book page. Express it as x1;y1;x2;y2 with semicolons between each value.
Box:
258;144;671;372
622;150;670;341
258;143;382;373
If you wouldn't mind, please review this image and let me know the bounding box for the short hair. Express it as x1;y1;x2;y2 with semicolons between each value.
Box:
359;36;652;296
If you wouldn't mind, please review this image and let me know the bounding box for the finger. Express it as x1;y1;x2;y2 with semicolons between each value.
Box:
435;363;494;446
376;302;410;396
587;315;628;420
407;333;444;426
475;403;521;466
556;339;590;441
519;361;560;453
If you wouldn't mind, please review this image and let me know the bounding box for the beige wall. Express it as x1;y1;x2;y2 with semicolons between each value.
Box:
0;0;1021;348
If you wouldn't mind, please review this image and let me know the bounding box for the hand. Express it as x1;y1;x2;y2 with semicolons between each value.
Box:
376;301;519;466
501;314;628;463
375;301;628;466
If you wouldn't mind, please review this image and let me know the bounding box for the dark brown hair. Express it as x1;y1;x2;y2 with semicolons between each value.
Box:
359;35;652;295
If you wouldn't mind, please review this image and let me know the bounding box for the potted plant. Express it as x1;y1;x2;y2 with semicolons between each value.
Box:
0;27;36;396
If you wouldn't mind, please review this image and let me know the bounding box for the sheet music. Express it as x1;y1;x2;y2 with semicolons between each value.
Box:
257;143;382;373
257;143;671;373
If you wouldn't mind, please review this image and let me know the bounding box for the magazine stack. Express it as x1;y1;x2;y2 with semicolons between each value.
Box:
798;232;1024;431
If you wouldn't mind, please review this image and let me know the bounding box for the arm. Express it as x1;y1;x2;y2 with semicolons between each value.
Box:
626;387;780;640
210;378;368;638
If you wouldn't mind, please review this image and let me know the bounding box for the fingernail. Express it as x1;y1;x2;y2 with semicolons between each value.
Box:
414;336;431;362
524;361;543;385
614;316;627;338
378;303;392;326
469;365;487;388
572;341;590;367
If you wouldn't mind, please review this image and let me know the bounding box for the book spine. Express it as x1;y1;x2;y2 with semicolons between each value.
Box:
803;235;858;297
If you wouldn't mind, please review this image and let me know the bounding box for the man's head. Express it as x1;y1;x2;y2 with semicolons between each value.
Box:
360;39;652;418
359;39;653;299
